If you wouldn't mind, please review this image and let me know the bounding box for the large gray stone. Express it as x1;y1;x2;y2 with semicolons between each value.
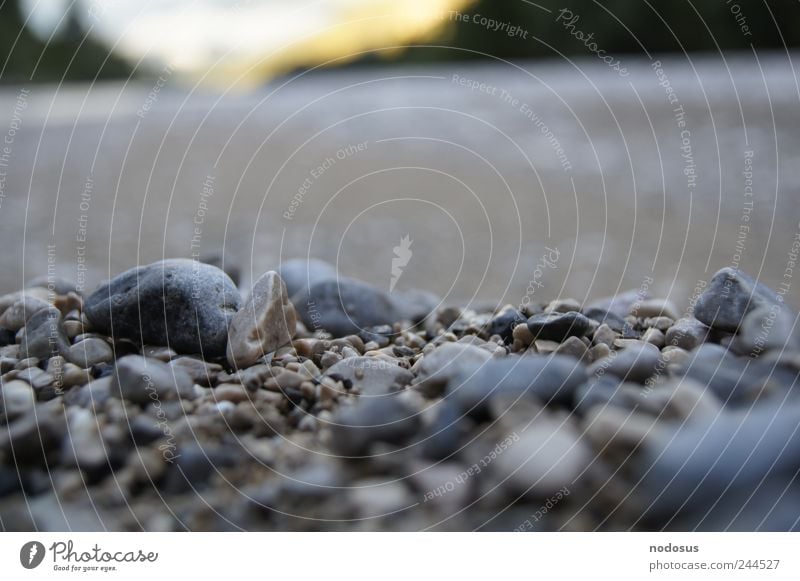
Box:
84;259;241;357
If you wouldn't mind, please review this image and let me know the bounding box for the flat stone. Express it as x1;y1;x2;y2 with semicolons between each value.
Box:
292;277;398;337
227;271;296;369
545;298;582;313
411;342;493;398
526;311;593;342
68;337;114;367
18;307;70;360
278;258;338;297
84;259;241;357
111;355;196;405
326;356;412;395
0;295;51;331
664;317;709;351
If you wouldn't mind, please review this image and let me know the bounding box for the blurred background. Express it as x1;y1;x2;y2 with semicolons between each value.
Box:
1;0;799;309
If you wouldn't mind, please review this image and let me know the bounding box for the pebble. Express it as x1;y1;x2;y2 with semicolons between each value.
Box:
554;336;589;360
546;298;582;313
664;317;709;351
0;379;36;420
60;407;109;477
733;302;800;355
19;307;70;360
411;342;492;398
292;277;398;337
589;341;661;384
0;295;51;331
526;311;593;342
420;401;472;461
582;307;627;333
84;259;241;357
111;355;196;405
226;271;297;369
326;357;412;395
591;323;617;348
586;288;648;319
68;337;114;367
330;396;422;456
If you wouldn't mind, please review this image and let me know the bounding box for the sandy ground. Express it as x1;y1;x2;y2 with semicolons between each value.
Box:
0;52;798;309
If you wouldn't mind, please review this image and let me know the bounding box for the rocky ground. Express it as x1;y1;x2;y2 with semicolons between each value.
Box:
0;259;799;531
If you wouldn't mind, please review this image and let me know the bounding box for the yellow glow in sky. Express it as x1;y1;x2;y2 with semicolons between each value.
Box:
75;0;475;88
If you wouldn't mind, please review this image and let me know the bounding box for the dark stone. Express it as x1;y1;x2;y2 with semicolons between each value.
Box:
292;277;398;337
450;355;588;415
582;307;627;333
421;401;471;461
694;267;785;332
526;311;593;342
279;258;338;297
0;328;15;347
572;375;634;416
330;396;421;456
358;325;395;347
84;259;241;357
390;288;440;323
19;307;70;360
486;308;527;343
634;406;800;525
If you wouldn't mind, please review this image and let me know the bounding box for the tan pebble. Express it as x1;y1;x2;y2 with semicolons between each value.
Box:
642;328;665;348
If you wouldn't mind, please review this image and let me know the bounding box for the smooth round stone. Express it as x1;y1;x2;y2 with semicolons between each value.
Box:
573;376;635;416
84;259;241;357
19;307;70;360
634;406;800;521
451;355;588;414
545;298;582;313
631;298;680;320
589;342;662;384
63;376;113;408
278;258;338;297
664;317;709;351
0;288;51;317
494;417;591;497
0;409;65;466
226;271;296;369
420;401;471;461
0;295;51;332
411;342;493;398
486;308;527;344
111;355;196;405
526;311;593;342
694;267;784;332
642;327;665;348
512;322;535;346
292;277;398;337
326;356;412;395
0;379;36;419
329;396;422;456
68;337;114;368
